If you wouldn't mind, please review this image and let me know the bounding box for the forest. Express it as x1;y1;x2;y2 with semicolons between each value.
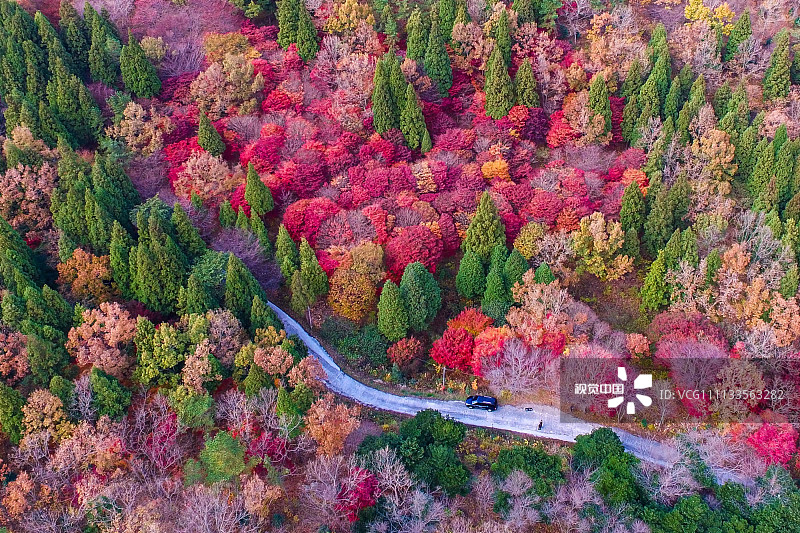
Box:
0;0;800;530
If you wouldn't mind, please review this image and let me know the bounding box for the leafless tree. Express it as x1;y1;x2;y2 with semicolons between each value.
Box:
71;374;96;422
161;22;205;77
652;380;678;427
181;485;263;533
485;338;551;397
558;0;594;43
302;455;372;531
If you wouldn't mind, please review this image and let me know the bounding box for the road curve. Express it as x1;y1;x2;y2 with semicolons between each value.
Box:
269;302;739;479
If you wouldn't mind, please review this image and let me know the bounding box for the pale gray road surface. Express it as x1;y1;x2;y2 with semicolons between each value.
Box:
270;303;744;482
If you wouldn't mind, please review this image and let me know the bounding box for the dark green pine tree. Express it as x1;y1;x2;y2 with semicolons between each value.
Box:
59;0;89;78
244;163;274;216
649;54;671;108
763;29;790;101
46;60;102;146
372;58;399;135
620;58;643;99
588;74;611;133
298;238;328;298
484;46;514;119
712;80;731;117
218;200;236;228
295;2;318;62
38;101;70;147
748;141;775;200
109;220;134;299
276;224;299;280
663;76;681;122
23;40;46;99
773;124;788;154
481;261;511;323
643;185;674;258
793;44;800;85
774;140;795;211
439;0;456;40
637;77;660;121
85;189;113;255
179;273;218;316
503;248;527;288
662;228;682;271
120;30;161;98
421;129;432;154
277;0;300;50
171;203;207;259
381;4;398;38
132;215;187;314
224;253;262;327
198;111;225;157
235;208;250;232
377;280;409;341
620;182;645;234
621;228;640;259
52;180;90;246
464;192;506;263
455;250;485;299
667;173;691;231
534;262;555;284
405;9;426;61
399;262;441;332
400;84;429;151
385;52;407;112
681;227;699;267
250;294;281;337
734;125;759;182
492;9;511;67
640;250;669;314
621;94;639;144
0;215;39;285
511;0;536;24
88;15;117;85
0;383;24;445
724;12;751;62
515;58;539;108
249;213;272;257
648;23;669;66
424;18;452;97
489;243;508;273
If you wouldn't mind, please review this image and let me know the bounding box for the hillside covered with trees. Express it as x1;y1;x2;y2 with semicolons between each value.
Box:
0;0;800;530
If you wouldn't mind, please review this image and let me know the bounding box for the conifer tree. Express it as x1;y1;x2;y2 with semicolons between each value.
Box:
663;76;681;121
482;261;511;323
424;18;452;97
88;15;117;85
621;228;640;259
455;250;485;299
724;11;751;62
225;253;262;327
421;129;432;153
218;200;236;228
400;84;428;150
250;294;281;337
464;192;506;263
372;59;399;135
277;0;299;49
439;0;456;39
198;111;225;157
620;182;645;234
399;262;441;332
0;215;39;285
381;4;398;38
295;3;318;62
774;140;795;210
621;58;643;99
109;220;134;299
292;239;328;319
533;262;555;284
377;280;408;341
484;46;514;119
511;0;536;24
793;45;800;85
46;60;102;146
712;81;732;117
734;125;758;182
120;30;160;98
588;74;611;133
171;203;207;259
244;163;274;216
681;227;699;267
763;29;790;101
515;58;539;108
236;207;250;232
276;225;299;280
662;228;682;271
406;9;426;60
385;52;407;112
493;9;511;67
131;215;187;314
773;124;788;154
643;185;674;257
0;383;24;445
59;0;89;77
290;269;314;317
179;273;217;316
621;95;639;144
249;210;272;257
648;23;669;65
640;250;668;314
748;141;775;200
503;248;528;288
85;189;113;254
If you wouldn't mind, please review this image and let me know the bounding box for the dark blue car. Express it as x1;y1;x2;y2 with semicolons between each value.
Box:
465;395;498;411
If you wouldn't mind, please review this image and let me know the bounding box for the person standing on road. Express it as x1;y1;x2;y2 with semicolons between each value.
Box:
537;420;543;430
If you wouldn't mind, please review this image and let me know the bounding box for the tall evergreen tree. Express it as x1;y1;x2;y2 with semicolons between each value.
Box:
179;273;217;316
405;9;426;60
484;46;514;119
292;239;328;319
381;4;398;38
643;185;674;257
511;0;536;24
198;111;225;157
59;0;89;77
620;58;643;99
171;203;206;260
588;74;611;133
748;141;775;200
763;29;790;101
534;262;555;284
372;59;398;135
424;18;452;97
377;280;408;341
712;81;732;117
224;253;263;327
464;192;506;263
620;182;645;234
515;58;539;108
295;3;318;62
218;200;236;228
249;211;272;257
109;220;134;299
455;250;485;299
277;0;299;49
244;163;274;216
724;11;751;62
621;95;639;144
385;52;407;112
503;248;527;288
640;250;669;314
88;15;116;85
439;0;456;39
400;84;429;151
120;30;161;98
276;225;299;280
492;9;511;67
481;261;511;323
663;76;681;121
250;294;280;337
400;262;441;332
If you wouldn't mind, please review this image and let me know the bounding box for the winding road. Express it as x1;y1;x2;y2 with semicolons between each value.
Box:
269;302;742;481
